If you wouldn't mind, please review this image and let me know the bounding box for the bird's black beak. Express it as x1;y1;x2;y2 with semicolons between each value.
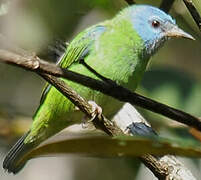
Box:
165;23;195;40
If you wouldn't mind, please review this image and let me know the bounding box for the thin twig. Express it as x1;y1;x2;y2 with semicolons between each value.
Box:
160;0;175;13
0;49;201;132
183;0;201;30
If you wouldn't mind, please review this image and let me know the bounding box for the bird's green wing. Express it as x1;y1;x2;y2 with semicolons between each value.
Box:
59;25;106;68
39;25;106;104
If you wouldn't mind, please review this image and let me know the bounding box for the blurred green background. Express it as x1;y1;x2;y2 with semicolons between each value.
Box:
0;0;201;179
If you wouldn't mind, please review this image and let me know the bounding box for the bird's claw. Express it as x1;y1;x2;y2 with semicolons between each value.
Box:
82;101;102;128
88;100;102;121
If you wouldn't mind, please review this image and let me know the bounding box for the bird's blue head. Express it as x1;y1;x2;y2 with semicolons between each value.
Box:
122;5;194;55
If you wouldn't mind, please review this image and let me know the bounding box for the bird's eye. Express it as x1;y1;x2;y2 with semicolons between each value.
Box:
151;20;160;28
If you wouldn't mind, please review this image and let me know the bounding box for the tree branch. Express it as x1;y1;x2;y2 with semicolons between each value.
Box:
0;49;201;132
183;0;201;30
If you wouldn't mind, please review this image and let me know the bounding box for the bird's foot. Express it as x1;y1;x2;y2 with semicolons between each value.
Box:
82;101;102;128
88;100;102;121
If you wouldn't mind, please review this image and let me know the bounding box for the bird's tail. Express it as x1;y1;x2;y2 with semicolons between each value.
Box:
3;131;34;174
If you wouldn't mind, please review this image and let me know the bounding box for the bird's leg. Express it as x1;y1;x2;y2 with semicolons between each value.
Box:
82;100;102;128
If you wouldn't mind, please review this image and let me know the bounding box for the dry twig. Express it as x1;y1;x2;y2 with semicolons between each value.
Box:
0;49;201;132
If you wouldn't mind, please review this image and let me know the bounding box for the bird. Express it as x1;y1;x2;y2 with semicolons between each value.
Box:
3;4;194;174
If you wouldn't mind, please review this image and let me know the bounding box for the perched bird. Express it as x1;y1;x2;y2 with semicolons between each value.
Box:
3;5;194;174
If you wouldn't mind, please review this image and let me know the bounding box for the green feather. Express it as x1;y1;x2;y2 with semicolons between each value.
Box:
26;18;148;144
